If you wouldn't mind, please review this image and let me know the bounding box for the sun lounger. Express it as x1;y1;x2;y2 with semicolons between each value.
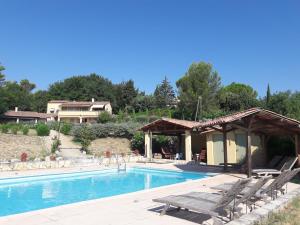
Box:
257;168;300;199
153;178;251;225
252;156;298;176
252;155;283;170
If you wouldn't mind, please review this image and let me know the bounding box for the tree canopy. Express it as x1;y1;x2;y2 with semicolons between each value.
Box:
1;62;300;122
219;82;259;113
176;62;221;120
154;76;176;108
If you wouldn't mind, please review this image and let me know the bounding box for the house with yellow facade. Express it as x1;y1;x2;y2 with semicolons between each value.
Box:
46;98;112;123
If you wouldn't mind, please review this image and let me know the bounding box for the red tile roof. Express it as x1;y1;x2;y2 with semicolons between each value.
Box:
141;117;202;131
197;108;300;129
3;111;52;119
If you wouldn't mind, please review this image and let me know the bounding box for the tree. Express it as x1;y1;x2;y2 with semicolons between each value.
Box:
267;91;300;120
2;81;32;111
266;84;271;108
219;82;259;113
154;76;176;108
114;80;138;112
31;90;49;112
20;79;36;92
131;94;156;112
48;73;117;107
0;63;5;87
176;62;221;120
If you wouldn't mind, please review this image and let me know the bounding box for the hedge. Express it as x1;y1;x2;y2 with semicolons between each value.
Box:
71;122;141;140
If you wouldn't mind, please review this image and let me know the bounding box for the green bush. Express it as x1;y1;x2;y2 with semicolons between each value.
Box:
134;115;149;123
11;125;19;135
71;122;140;140
47;121;60;131
97;111;114;124
22;126;29;135
1;124;10;133
130;132;145;154
51;138;61;153
74;125;93;153
60;123;72;135
36;123;50;136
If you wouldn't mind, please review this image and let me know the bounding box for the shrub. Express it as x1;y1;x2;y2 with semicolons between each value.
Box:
51;138;61;154
60;123;72;135
71;122;140;140
75;125;93;153
22;126;29;135
131;132;145;154
11;125;19;135
1;124;9;133
36;123;50;136
47;121;60;131
135;115;149;123
97;111;114;124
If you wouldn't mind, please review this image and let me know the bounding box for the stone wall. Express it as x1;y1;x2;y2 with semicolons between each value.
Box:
0;133;51;160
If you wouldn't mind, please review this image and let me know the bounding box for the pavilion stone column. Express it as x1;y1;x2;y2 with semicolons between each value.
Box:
145;132;152;160
16;118;19;124
185;130;192;161
79;117;83;124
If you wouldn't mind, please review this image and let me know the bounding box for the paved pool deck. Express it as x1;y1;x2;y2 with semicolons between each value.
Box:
0;163;299;225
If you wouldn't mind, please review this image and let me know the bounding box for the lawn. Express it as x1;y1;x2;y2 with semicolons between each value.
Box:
260;197;300;225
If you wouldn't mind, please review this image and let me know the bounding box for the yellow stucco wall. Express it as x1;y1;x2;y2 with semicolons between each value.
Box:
206;129;266;166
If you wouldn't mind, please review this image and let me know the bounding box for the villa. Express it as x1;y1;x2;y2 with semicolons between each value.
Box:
46;98;112;123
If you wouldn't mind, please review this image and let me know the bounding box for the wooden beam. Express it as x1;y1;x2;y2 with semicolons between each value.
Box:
222;124;228;172
295;134;299;166
246;130;252;177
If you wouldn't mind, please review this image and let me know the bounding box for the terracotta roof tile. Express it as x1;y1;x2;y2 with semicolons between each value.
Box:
4;111;52;119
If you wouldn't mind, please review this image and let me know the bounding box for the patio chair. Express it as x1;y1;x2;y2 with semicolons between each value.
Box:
153;178;251;225
161;147;175;159
252;156;298;176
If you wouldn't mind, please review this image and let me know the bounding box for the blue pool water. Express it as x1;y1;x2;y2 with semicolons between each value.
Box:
0;167;210;217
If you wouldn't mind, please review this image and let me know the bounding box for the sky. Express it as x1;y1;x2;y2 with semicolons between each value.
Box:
0;0;300;97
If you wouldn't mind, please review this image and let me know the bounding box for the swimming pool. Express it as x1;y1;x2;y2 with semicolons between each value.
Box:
0;167;211;217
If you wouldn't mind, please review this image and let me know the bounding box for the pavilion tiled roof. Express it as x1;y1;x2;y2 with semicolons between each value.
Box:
197;107;300;129
141;117;202;131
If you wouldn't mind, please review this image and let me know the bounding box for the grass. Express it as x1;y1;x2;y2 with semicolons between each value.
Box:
260;197;300;225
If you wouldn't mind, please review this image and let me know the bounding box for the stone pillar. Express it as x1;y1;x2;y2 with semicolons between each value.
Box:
185;130;192;161
145;132;152;159
16;118;19;124
35;119;38;124
57;117;60;122
79;117;83;124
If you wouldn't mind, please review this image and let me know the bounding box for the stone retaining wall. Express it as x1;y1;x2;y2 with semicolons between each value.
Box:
0;156;143;171
227;187;300;225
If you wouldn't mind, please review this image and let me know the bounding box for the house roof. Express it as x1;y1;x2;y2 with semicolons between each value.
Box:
60;101;110;107
3;111;52;119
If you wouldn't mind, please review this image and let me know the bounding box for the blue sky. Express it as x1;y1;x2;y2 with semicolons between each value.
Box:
1;0;300;97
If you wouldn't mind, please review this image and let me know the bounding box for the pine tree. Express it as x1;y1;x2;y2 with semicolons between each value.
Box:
266;84;271;108
0;63;5;87
154;76;176;108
